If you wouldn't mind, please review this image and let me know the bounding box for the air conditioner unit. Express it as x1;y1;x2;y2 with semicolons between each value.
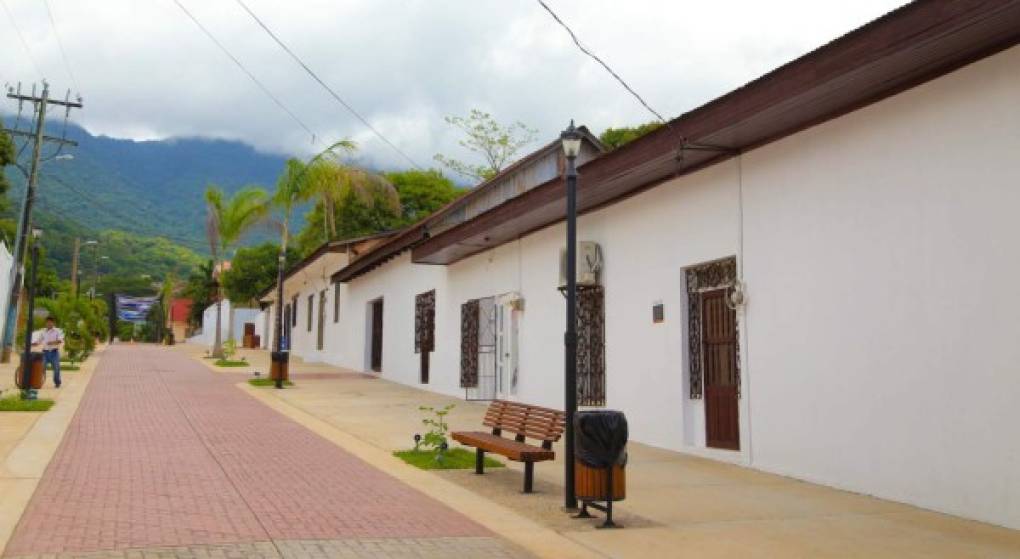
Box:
559;242;603;287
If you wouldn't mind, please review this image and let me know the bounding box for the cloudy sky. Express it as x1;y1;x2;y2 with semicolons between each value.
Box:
1;0;908;174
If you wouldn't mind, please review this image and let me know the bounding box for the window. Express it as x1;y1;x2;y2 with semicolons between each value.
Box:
334;282;341;323
317;290;326;350
307;294;314;331
291;296;298;327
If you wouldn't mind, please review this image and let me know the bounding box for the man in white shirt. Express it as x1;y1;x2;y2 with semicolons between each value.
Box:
32;316;64;388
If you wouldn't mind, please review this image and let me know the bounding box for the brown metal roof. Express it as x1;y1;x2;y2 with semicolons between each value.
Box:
331;128;603;283
411;0;1020;265
257;230;398;301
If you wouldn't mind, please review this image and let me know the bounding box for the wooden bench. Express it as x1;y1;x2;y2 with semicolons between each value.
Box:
452;400;566;493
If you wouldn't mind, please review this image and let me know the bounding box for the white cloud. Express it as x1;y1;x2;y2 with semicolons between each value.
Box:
0;0;908;174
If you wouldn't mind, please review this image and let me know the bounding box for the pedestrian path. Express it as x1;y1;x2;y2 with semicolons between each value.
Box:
4;345;530;558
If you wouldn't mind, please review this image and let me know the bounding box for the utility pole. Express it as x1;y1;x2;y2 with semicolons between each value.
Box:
70;237;80;297
0;82;83;362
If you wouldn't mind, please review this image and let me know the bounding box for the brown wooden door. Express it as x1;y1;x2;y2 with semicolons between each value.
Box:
701;288;740;450
370;299;384;372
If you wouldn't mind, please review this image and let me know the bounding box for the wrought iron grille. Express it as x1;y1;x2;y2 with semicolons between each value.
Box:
414;290;435;353
577;285;606;406
686;257;739;399
460;299;480;388
466;297;498;401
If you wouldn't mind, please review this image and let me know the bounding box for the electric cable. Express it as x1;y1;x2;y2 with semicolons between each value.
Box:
233;0;423;169
171;0;320;145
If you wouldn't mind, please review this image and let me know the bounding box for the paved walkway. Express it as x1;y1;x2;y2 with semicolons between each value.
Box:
4;345;529;558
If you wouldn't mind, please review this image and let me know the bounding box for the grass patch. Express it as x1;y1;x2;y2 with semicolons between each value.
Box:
0;396;55;412
247;378;293;387
214;359;248;367
393;448;504;470
60;365;80;371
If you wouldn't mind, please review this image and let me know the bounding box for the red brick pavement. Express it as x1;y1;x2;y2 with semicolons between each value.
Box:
4;345;490;556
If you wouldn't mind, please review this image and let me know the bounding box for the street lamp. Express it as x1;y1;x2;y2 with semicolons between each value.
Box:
272;251;289;389
561;120;582;510
20;227;42;400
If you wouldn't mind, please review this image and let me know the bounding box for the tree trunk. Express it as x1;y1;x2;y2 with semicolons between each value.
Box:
211;254;224;359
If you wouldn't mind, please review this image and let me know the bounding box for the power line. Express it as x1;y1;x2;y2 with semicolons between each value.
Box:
233;0;423;169
1;0;43;80
536;0;675;131
41;0;79;92
170;0;320;145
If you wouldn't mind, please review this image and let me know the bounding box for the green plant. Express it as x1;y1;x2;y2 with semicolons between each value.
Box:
222;338;238;360
417;404;455;464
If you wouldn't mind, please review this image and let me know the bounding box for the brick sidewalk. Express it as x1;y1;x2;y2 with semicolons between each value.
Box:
4;345;529;558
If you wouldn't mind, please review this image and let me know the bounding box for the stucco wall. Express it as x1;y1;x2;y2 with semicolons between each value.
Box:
739;45;1020;529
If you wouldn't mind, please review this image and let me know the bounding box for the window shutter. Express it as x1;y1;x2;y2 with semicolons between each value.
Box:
415;290;436;354
577;286;606;406
460;299;479;388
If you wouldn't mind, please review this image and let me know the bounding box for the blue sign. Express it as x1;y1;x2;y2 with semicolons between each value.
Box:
116;295;159;323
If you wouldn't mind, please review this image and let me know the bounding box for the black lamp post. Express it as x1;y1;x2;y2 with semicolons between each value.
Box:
561;120;582;510
273;251;289;389
20;227;42;400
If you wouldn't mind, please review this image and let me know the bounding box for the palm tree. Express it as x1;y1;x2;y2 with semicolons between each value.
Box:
205;186;270;358
299;140;400;241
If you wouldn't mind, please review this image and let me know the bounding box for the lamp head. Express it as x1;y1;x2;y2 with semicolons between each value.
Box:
31;228;42;239
561;119;582;159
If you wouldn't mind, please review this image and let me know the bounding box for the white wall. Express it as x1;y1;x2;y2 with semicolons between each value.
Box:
739;46;1020;529
288;46;1020;529
198;300;260;347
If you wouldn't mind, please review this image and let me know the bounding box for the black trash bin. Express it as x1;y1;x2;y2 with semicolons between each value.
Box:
270;351;289;383
574;410;628;528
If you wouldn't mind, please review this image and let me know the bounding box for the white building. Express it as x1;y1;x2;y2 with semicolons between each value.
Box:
195;299;263;348
262;3;1020;530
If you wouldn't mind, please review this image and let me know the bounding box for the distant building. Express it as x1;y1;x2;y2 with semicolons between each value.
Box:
168;298;192;341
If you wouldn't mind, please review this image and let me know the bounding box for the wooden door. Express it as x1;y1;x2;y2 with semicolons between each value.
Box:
701;289;740;450
370;299;383;372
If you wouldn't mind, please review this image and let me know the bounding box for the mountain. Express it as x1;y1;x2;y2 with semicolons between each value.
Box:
4;124;293;253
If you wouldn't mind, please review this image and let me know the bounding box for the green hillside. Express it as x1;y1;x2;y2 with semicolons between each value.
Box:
3;123;291;253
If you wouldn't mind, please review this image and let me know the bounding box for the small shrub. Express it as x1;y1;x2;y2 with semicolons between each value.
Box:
415;404;456;465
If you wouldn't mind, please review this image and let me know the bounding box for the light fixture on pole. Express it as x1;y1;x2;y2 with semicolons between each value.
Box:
561;119;582;510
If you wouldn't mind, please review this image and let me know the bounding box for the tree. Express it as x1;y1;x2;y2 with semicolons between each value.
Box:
204;185;270;357
598;121;663;150
182;260;215;329
0;130;17;243
434;109;537;181
302;159;400;241
38;293;108;363
385;169;465;224
221;243;299;306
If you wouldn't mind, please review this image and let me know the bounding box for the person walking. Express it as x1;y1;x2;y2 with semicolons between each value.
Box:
32;316;65;388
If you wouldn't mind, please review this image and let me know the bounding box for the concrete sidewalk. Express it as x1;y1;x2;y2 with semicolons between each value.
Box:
192;344;1020;558
0;345;105;555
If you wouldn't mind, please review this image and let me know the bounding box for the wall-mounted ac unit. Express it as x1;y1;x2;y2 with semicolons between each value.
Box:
559;242;603;287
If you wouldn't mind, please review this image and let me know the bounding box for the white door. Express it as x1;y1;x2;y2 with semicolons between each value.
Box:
494;300;519;399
